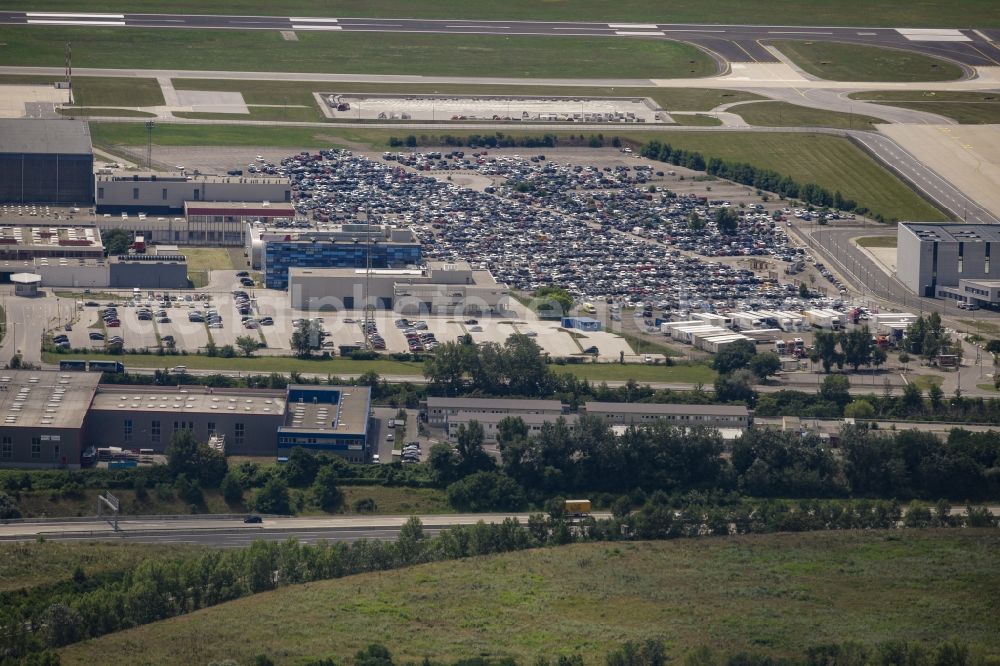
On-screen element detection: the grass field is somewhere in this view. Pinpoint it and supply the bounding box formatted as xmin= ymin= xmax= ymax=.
xmin=89 ymin=124 xmax=947 ymax=223
xmin=0 ymin=542 xmax=204 ymax=593
xmin=0 ymin=27 xmax=715 ymax=79
xmin=629 ymin=132 xmax=948 ymax=222
xmin=856 ymin=236 xmax=898 ymax=248
xmin=849 ymin=91 xmax=1000 ymax=124
xmin=769 ymin=41 xmax=964 ymax=82
xmin=728 ymin=101 xmax=884 ymax=130
xmin=558 ymin=361 xmax=715 ymax=383
xmin=673 ymin=114 xmax=723 ymax=126
xmin=1 ymin=0 xmax=995 ymax=28
xmin=59 ymin=108 xmax=158 ymax=118
xmin=179 ymin=246 xmax=235 ymax=287
xmin=171 ymin=79 xmax=763 ymax=113
xmin=58 ymin=530 xmax=1000 ymax=664
xmin=0 ymin=74 xmax=164 ymax=107
xmin=910 ymin=374 xmax=944 ymax=391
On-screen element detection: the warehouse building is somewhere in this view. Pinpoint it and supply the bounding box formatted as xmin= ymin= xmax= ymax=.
xmin=107 ymin=252 xmax=189 ymax=289
xmin=95 ymin=172 xmax=291 ymax=215
xmin=897 ymin=223 xmax=1000 ymax=304
xmin=277 ymin=385 xmax=372 ymax=463
xmin=0 ymin=119 xmax=94 ymax=205
xmin=289 ymin=260 xmax=509 ymax=313
xmin=446 ymin=411 xmax=578 ymax=443
xmin=0 ymin=371 xmax=101 ymax=469
xmin=583 ymin=402 xmax=752 ymax=430
xmin=424 ymin=397 xmax=567 ymax=427
xmin=86 ymin=385 xmax=288 ymax=457
xmin=262 ymin=224 xmax=422 ymax=289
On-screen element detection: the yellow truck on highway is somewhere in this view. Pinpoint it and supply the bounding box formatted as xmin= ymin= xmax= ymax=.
xmin=565 ymin=499 xmax=592 ymax=517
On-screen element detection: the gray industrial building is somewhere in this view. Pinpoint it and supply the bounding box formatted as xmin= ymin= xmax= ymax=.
xmin=108 ymin=252 xmax=189 ymax=289
xmin=95 ymin=172 xmax=291 ymax=215
xmin=0 ymin=119 xmax=94 ymax=205
xmin=0 ymin=371 xmax=101 ymax=469
xmin=583 ymin=402 xmax=752 ymax=429
xmin=423 ymin=397 xmax=567 ymax=427
xmin=289 ymin=260 xmax=510 ymax=314
xmin=897 ymin=223 xmax=1000 ymax=305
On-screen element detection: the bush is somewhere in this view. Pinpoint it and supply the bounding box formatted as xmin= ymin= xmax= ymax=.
xmin=446 ymin=472 xmax=527 ymax=512
xmin=353 ymin=497 xmax=378 ymax=513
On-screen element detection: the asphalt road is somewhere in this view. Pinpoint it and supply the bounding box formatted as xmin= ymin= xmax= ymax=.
xmin=3 ymin=12 xmax=1000 ymax=67
xmin=0 ymin=513 xmax=608 ymax=546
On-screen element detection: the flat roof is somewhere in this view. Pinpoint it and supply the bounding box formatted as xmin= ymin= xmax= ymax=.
xmin=185 ymin=201 xmax=295 ymax=213
xmin=0 ymin=371 xmax=100 ymax=429
xmin=90 ymin=386 xmax=287 ymax=417
xmin=95 ymin=172 xmax=287 ymax=185
xmin=0 ymin=119 xmax=92 ymax=156
xmin=427 ymin=397 xmax=565 ymax=411
xmin=901 ymin=223 xmax=1000 ymax=243
xmin=10 ymin=273 xmax=41 ymax=283
xmin=450 ymin=411 xmax=578 ymax=426
xmin=0 ymin=224 xmax=102 ymax=250
xmin=291 ymin=267 xmax=425 ymax=278
xmin=281 ymin=385 xmax=370 ymax=435
xmin=584 ymin=401 xmax=749 ymax=417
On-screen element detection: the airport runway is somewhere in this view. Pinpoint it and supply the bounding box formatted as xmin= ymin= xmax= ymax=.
xmin=2 ymin=11 xmax=1000 ymax=67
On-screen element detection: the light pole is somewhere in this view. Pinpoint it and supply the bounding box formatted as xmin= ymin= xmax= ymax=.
xmin=145 ymin=120 xmax=155 ymax=170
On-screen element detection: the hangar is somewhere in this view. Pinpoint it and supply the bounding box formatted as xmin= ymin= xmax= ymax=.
xmin=0 ymin=119 xmax=94 ymax=205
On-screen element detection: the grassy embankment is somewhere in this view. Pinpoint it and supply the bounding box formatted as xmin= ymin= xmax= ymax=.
xmin=89 ymin=124 xmax=948 ymax=223
xmin=1 ymin=0 xmax=995 ymax=27
xmin=769 ymin=41 xmax=964 ymax=82
xmin=179 ymin=247 xmax=235 ymax=288
xmin=41 ymin=350 xmax=717 ymax=383
xmin=0 ymin=27 xmax=715 ymax=79
xmin=856 ymin=236 xmax=897 ymax=248
xmin=849 ymin=91 xmax=1000 ymax=124
xmin=728 ymin=101 xmax=884 ymax=130
xmin=59 ymin=530 xmax=1000 ymax=664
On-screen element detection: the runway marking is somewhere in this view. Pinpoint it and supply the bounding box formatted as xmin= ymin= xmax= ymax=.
xmin=291 ymin=24 xmax=342 ymax=30
xmin=896 ymin=28 xmax=971 ymax=42
xmin=608 ymin=23 xmax=659 ymax=29
xmin=341 ymin=22 xmax=402 ymax=27
xmin=731 ymin=41 xmax=761 ymax=62
xmin=26 ymin=12 xmax=125 ymax=18
xmin=26 ymin=19 xmax=126 ymax=26
xmin=615 ymin=30 xmax=666 ymax=36
xmin=767 ymin=31 xmax=833 ymax=35
xmin=289 ymin=17 xmax=339 ymax=22
xmin=857 ymin=32 xmax=877 ymax=36
xmin=137 ymin=18 xmax=185 ymax=23
xmin=445 ymin=25 xmax=510 ymax=29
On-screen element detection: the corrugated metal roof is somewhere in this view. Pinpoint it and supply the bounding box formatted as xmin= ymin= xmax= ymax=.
xmin=0 ymin=119 xmax=92 ymax=156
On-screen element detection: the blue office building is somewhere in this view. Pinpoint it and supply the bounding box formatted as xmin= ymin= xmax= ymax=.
xmin=263 ymin=229 xmax=422 ymax=289
xmin=278 ymin=385 xmax=372 ymax=463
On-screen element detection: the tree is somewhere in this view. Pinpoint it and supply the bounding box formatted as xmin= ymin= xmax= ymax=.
xmin=42 ymin=602 xmax=82 ymax=647
xmin=898 ymin=351 xmax=910 ymax=370
xmin=454 ymin=420 xmax=495 ymax=476
xmin=220 ymin=473 xmax=243 ymax=504
xmin=900 ymin=382 xmax=924 ymax=413
xmin=714 ymin=369 xmax=756 ymax=404
xmin=254 ymin=478 xmax=291 ymax=515
xmin=843 ymin=399 xmax=875 ymax=419
xmin=496 ymin=415 xmax=529 ymax=447
xmin=813 ymin=329 xmax=843 ymax=373
xmin=798 ymin=282 xmax=811 ymax=299
xmin=687 ymin=211 xmax=705 ymax=231
xmin=165 ymin=429 xmax=228 ymax=487
xmin=928 ymin=383 xmax=944 ymax=411
xmin=872 ymin=347 xmax=887 ymax=372
xmin=291 ymin=320 xmax=321 ymax=358
xmin=749 ymin=352 xmax=781 ymax=380
xmin=840 ymin=326 xmax=873 ymax=371
xmin=236 ymin=335 xmax=259 ymax=358
xmin=446 ymin=472 xmax=527 ymax=511
xmin=103 ymin=228 xmax=131 ymax=256
xmin=311 ymin=465 xmax=344 ymax=512
xmin=534 ymin=286 xmax=574 ymax=319
xmin=714 ymin=206 xmax=739 ymax=235
xmin=712 ymin=339 xmax=755 ymax=374
xmin=819 ymin=374 xmax=851 ymax=408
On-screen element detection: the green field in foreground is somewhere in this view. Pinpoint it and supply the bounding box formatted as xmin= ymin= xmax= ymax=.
xmin=59 ymin=530 xmax=1000 ymax=664
xmin=849 ymin=91 xmax=1000 ymax=124
xmin=0 ymin=542 xmax=204 ymax=594
xmin=0 ymin=27 xmax=715 ymax=79
xmin=0 ymin=74 xmax=164 ymax=107
xmin=856 ymin=236 xmax=898 ymax=248
xmin=171 ymin=79 xmax=762 ymax=113
xmin=2 ymin=0 xmax=995 ymax=27
xmin=728 ymin=101 xmax=884 ymax=130
xmin=769 ymin=41 xmax=964 ymax=82
xmin=89 ymin=124 xmax=948 ymax=223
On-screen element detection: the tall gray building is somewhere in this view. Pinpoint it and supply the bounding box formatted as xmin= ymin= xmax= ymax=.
xmin=897 ymin=223 xmax=1000 ymax=304
xmin=0 ymin=119 xmax=94 ymax=205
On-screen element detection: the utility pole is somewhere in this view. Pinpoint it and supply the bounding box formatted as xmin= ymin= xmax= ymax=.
xmin=145 ymin=120 xmax=155 ymax=170
xmin=64 ymin=43 xmax=73 ymax=106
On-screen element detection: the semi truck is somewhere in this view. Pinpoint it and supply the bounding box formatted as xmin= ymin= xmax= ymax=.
xmin=565 ymin=499 xmax=592 ymax=517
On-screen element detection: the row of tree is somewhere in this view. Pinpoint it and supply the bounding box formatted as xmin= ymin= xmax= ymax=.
xmin=428 ymin=416 xmax=1000 ymax=503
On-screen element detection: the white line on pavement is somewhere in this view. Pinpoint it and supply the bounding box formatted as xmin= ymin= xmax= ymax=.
xmin=26 ymin=12 xmax=125 ymax=18
xmin=26 ymin=19 xmax=126 ymax=25
xmin=291 ymin=24 xmax=342 ymax=30
xmin=288 ymin=17 xmax=339 ymax=23
xmin=614 ymin=30 xmax=666 ymax=36
xmin=608 ymin=23 xmax=659 ymax=29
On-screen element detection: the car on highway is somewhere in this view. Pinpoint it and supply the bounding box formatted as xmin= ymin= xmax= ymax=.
xmin=243 ymin=515 xmax=263 ymax=524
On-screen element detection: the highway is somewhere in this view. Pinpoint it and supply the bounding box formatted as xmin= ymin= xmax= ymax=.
xmin=0 ymin=513 xmax=605 ymax=546
xmin=2 ymin=11 xmax=999 ymax=67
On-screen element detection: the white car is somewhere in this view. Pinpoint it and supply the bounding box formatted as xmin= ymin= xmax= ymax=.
xmin=169 ymin=366 xmax=187 ymax=374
